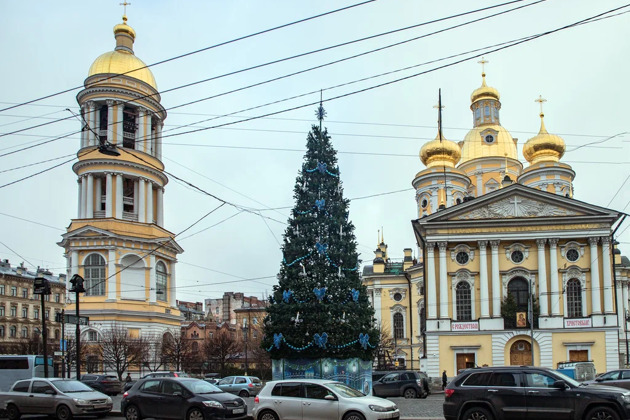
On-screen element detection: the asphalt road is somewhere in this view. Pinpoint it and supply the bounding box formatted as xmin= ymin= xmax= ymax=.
xmin=109 ymin=392 xmax=446 ymax=420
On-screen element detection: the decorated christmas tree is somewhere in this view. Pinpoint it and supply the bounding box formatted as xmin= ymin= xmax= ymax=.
xmin=262 ymin=102 xmax=379 ymax=371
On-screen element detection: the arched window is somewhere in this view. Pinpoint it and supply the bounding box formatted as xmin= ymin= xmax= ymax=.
xmin=393 ymin=312 xmax=404 ymax=339
xmin=84 ymin=253 xmax=106 ymax=296
xmin=0 ymin=326 xmax=4 ymax=337
xmin=21 ymin=327 xmax=28 ymax=338
xmin=566 ymin=279 xmax=582 ymax=318
xmin=508 ymin=278 xmax=529 ymax=310
xmin=9 ymin=326 xmax=16 ymax=337
xmin=456 ymin=282 xmax=472 ymax=321
xmin=156 ymin=261 xmax=167 ymax=302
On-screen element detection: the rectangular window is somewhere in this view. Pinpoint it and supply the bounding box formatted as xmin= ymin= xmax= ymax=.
xmin=10 ymin=307 xmax=17 ymax=317
xmin=34 ymin=308 xmax=39 ymax=319
xmin=22 ymin=307 xmax=28 ymax=318
xmin=0 ymin=306 xmax=4 ymax=316
xmin=0 ymin=285 xmax=4 ymax=295
xmin=0 ymin=326 xmax=4 ymax=337
xmin=11 ymin=287 xmax=17 ymax=296
xmin=55 ymin=294 xmax=60 ymax=303
xmin=22 ymin=289 xmax=28 ymax=299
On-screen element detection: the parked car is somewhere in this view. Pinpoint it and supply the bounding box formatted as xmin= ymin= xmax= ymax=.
xmin=121 ymin=377 xmax=247 ymax=420
xmin=372 ymin=371 xmax=430 ymax=398
xmin=443 ymin=365 xmax=630 ymax=420
xmin=142 ymin=371 xmax=190 ymax=379
xmin=583 ymin=369 xmax=630 ymax=390
xmin=80 ymin=374 xmax=122 ymax=395
xmin=0 ymin=377 xmax=112 ymax=420
xmin=217 ymin=376 xmax=262 ymax=397
xmin=252 ymin=378 xmax=400 ymax=420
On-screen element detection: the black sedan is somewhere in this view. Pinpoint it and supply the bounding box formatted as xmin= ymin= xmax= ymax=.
xmin=121 ymin=377 xmax=247 ymax=420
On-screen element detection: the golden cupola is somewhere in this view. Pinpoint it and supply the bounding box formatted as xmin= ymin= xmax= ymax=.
xmin=420 ymin=131 xmax=461 ymax=168
xmin=87 ymin=15 xmax=157 ymax=90
xmin=523 ymin=111 xmax=566 ymax=164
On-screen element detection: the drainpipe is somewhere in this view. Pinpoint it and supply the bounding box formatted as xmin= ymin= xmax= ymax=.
xmin=417 ymin=233 xmax=428 ymax=363
xmin=404 ymin=272 xmax=414 ymax=370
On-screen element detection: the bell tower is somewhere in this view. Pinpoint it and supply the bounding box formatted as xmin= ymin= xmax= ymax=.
xmin=58 ymin=13 xmax=183 ymax=339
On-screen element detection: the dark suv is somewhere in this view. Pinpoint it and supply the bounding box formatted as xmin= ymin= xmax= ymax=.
xmin=80 ymin=374 xmax=122 ymax=395
xmin=372 ymin=370 xmax=430 ymax=399
xmin=443 ymin=366 xmax=630 ymax=420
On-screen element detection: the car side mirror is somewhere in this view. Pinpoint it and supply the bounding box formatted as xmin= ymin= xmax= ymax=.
xmin=553 ymin=380 xmax=568 ymax=389
xmin=324 ymin=395 xmax=336 ymax=401
xmin=595 ymin=377 xmax=604 ymax=382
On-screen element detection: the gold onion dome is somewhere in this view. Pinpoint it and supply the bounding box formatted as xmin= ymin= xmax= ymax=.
xmin=87 ymin=15 xmax=157 ymax=90
xmin=471 ymin=73 xmax=500 ymax=103
xmin=420 ymin=132 xmax=461 ymax=168
xmin=523 ymin=113 xmax=565 ymax=164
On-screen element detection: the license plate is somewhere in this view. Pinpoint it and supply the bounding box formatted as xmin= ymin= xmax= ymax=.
xmin=233 ymin=408 xmax=244 ymax=414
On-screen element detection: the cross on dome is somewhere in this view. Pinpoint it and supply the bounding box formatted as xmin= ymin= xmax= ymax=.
xmin=120 ymin=1 xmax=131 ymax=23
xmin=535 ymin=95 xmax=547 ymax=116
xmin=478 ymin=57 xmax=489 ymax=77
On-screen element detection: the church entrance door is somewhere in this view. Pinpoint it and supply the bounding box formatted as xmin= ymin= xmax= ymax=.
xmin=510 ymin=340 xmax=532 ymax=366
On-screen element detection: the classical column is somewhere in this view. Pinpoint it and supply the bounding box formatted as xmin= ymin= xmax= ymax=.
xmin=147 ymin=182 xmax=154 ymax=224
xmin=446 ymin=186 xmax=453 ymax=207
xmin=105 ymin=173 xmax=113 ymax=217
xmin=602 ymin=237 xmax=614 ymax=313
xmin=426 ymin=242 xmax=437 ymax=319
xmin=490 ymin=240 xmax=501 ymax=317
xmin=81 ymin=175 xmax=87 ymax=219
xmin=107 ymin=249 xmax=116 ymax=300
xmin=438 ymin=241 xmax=449 ymax=318
xmin=476 ymin=172 xmax=483 ymax=196
xmin=86 ymin=101 xmax=97 ymax=146
xmin=478 ymin=240 xmax=489 ymax=318
xmin=70 ymin=251 xmax=79 ymax=278
xmin=80 ymin=104 xmax=87 ymax=148
xmin=169 ymin=262 xmax=176 ymax=307
xmin=549 ymin=238 xmax=560 ymax=316
xmin=77 ymin=177 xmax=83 ymax=218
xmin=106 ymin=100 xmax=114 ymax=145
xmin=156 ymin=187 xmax=164 ymax=226
xmin=86 ymin=174 xmax=94 ymax=218
xmin=94 ymin=176 xmax=102 ymax=215
xmin=137 ymin=107 xmax=146 ymax=153
xmin=157 ymin=121 xmax=163 ymax=161
xmin=116 ymin=173 xmax=123 ymax=219
xmin=149 ymin=255 xmax=156 ymax=302
xmin=374 ymin=288 xmax=382 ymax=327
xmin=138 ymin=178 xmax=146 ymax=223
xmin=589 ymin=237 xmax=601 ymax=314
xmin=536 ymin=239 xmax=549 ymax=317
xmin=116 ymin=101 xmax=123 ymax=146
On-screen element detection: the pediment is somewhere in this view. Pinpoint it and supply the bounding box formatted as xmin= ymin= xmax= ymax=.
xmin=63 ymin=226 xmax=117 ymax=239
xmin=420 ymin=184 xmax=618 ymax=223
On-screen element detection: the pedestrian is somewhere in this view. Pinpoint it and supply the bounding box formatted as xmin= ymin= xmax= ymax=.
xmin=442 ymin=370 xmax=448 ymax=390
xmin=125 ymin=373 xmax=132 ymax=383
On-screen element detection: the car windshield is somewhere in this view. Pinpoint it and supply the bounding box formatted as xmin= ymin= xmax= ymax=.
xmin=52 ymin=380 xmax=96 ymax=393
xmin=553 ymin=370 xmax=581 ymax=387
xmin=327 ymin=382 xmax=365 ymax=398
xmin=184 ymin=379 xmax=222 ymax=394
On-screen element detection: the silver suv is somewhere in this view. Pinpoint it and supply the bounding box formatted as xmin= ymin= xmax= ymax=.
xmin=217 ymin=376 xmax=262 ymax=397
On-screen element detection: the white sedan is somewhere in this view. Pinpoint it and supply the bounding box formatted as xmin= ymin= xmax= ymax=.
xmin=252 ymin=378 xmax=399 ymax=420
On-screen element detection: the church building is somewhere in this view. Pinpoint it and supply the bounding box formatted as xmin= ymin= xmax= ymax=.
xmin=58 ymin=13 xmax=184 ymax=355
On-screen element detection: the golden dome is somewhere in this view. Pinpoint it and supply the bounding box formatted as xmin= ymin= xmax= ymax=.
xmin=420 ymin=131 xmax=461 ymax=168
xmin=459 ymin=124 xmax=517 ymax=164
xmin=471 ymin=73 xmax=500 ymax=103
xmin=87 ymin=17 xmax=157 ymax=90
xmin=523 ymin=113 xmax=565 ymax=164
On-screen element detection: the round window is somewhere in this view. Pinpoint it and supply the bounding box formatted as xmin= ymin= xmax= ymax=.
xmin=566 ymin=248 xmax=579 ymax=262
xmin=511 ymin=250 xmax=524 ymax=264
xmin=455 ymin=251 xmax=469 ymax=265
xmin=421 ymin=198 xmax=428 ymax=208
xmin=484 ymin=134 xmax=494 ymax=144
xmin=393 ymin=292 xmax=403 ymax=302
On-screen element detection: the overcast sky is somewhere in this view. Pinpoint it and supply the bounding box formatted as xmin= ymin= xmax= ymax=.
xmin=0 ymin=0 xmax=628 ymax=303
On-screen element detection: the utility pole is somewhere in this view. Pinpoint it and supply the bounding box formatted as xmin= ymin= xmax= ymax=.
xmin=69 ymin=275 xmax=85 ymax=379
xmin=34 ymin=275 xmax=51 ymax=378
xmin=529 ymin=278 xmax=535 ymax=365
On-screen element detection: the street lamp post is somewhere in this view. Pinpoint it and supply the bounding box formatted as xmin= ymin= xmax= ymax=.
xmin=242 ymin=325 xmax=248 ymax=376
xmin=69 ymin=275 xmax=85 ymax=379
xmin=34 ymin=276 xmax=51 ymax=378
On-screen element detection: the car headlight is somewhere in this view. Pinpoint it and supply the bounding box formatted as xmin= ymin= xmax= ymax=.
xmin=73 ymin=398 xmax=90 ymax=405
xmin=106 ymin=397 xmax=113 ymax=404
xmin=621 ymin=394 xmax=630 ymax=404
xmin=202 ymin=400 xmax=223 ymax=408
xmin=369 ymin=404 xmax=390 ymax=412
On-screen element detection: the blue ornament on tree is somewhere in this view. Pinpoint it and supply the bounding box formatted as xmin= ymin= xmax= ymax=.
xmin=351 ymin=288 xmax=360 ymax=302
xmin=283 ymin=290 xmax=293 ymax=303
xmin=314 ymin=332 xmax=328 ymax=349
xmin=315 ymin=242 xmax=328 ymax=255
xmin=273 ymin=333 xmax=283 ymax=349
xmin=317 ymin=162 xmax=327 ymax=174
xmin=315 ymin=199 xmax=325 ymax=211
xmin=359 ymin=333 xmax=369 ymax=349
xmin=313 ymin=286 xmax=327 ymax=302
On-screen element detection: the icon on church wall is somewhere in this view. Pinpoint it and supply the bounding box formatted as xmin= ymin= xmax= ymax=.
xmin=516 ymin=312 xmax=527 ymax=328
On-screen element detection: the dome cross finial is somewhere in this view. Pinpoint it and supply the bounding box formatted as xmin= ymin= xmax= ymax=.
xmin=433 ymin=89 xmax=445 ymax=142
xmin=535 ymin=94 xmax=547 ymax=117
xmin=478 ymin=56 xmax=489 ymax=78
xmin=120 ymin=1 xmax=131 ymax=23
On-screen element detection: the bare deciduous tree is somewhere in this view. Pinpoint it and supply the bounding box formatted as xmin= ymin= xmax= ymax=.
xmin=204 ymin=328 xmax=239 ymax=376
xmin=99 ymin=324 xmax=147 ymax=380
xmin=161 ymin=329 xmax=194 ymax=372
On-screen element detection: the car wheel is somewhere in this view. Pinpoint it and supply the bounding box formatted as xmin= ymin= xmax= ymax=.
xmin=343 ymin=411 xmax=366 ymax=420
xmin=403 ymin=388 xmax=417 ymax=399
xmin=238 ymin=390 xmax=249 ymax=398
xmin=56 ymin=404 xmax=73 ymax=420
xmin=585 ymin=406 xmax=621 ymax=420
xmin=187 ymin=407 xmax=205 ymax=420
xmin=6 ymin=404 xmax=20 ymax=420
xmin=125 ymin=404 xmax=143 ymax=420
xmin=258 ymin=410 xmax=279 ymax=420
xmin=462 ymin=407 xmax=493 ymax=420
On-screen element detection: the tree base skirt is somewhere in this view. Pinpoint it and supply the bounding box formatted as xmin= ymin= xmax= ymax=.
xmin=272 ymin=358 xmax=373 ymax=394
